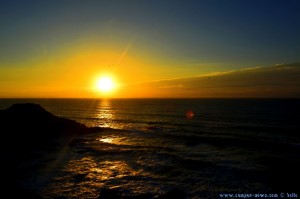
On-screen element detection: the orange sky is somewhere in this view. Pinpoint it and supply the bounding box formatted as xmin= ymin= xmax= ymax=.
xmin=0 ymin=40 xmax=214 ymax=98
xmin=1 ymin=1 xmax=299 ymax=98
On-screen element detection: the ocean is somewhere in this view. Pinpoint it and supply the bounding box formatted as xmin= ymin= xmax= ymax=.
xmin=1 ymin=98 xmax=300 ymax=198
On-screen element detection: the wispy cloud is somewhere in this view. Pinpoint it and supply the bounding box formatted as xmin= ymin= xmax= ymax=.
xmin=129 ymin=62 xmax=300 ymax=98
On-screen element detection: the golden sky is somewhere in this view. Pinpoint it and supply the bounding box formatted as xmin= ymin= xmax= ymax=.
xmin=0 ymin=1 xmax=300 ymax=98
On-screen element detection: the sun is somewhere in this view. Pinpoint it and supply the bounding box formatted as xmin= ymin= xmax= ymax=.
xmin=96 ymin=76 xmax=115 ymax=93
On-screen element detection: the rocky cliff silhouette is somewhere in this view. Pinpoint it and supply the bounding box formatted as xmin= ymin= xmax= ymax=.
xmin=0 ymin=103 xmax=102 ymax=197
xmin=0 ymin=103 xmax=102 ymax=148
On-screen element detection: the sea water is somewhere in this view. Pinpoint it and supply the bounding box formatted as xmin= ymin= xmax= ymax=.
xmin=1 ymin=99 xmax=299 ymax=198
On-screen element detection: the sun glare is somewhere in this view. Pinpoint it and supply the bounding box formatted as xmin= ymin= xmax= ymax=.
xmin=96 ymin=76 xmax=115 ymax=93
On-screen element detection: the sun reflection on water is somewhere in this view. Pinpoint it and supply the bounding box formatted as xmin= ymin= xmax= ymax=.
xmin=97 ymin=135 xmax=127 ymax=145
xmin=94 ymin=99 xmax=114 ymax=128
xmin=42 ymin=156 xmax=144 ymax=198
xmin=99 ymin=137 xmax=114 ymax=143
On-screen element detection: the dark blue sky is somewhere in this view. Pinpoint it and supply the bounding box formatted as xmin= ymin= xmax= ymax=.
xmin=1 ymin=0 xmax=300 ymax=70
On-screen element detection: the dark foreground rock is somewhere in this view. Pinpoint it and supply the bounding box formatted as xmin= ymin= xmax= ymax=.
xmin=0 ymin=103 xmax=103 ymax=197
xmin=0 ymin=103 xmax=104 ymax=148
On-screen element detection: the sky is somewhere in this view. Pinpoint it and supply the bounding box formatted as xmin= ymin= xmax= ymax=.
xmin=0 ymin=0 xmax=300 ymax=98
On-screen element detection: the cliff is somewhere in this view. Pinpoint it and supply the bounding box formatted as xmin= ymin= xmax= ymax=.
xmin=0 ymin=103 xmax=101 ymax=149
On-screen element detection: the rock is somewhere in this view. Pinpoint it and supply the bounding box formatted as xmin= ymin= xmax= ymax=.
xmin=0 ymin=103 xmax=102 ymax=150
xmin=0 ymin=103 xmax=103 ymax=197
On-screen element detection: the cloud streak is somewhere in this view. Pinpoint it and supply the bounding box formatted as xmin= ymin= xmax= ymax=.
xmin=130 ymin=62 xmax=300 ymax=98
